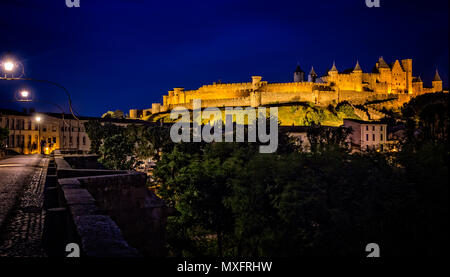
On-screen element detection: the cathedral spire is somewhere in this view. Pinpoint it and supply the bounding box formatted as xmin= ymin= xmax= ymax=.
xmin=433 ymin=69 xmax=442 ymax=81
xmin=354 ymin=60 xmax=362 ymax=72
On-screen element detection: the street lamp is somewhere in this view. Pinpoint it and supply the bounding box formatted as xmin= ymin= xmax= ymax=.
xmin=15 ymin=89 xmax=32 ymax=102
xmin=0 ymin=55 xmax=79 ymax=120
xmin=20 ymin=90 xmax=29 ymax=98
xmin=3 ymin=61 xmax=14 ymax=71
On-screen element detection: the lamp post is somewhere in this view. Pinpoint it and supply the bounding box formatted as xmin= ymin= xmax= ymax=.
xmin=0 ymin=56 xmax=80 ymax=121
xmin=35 ymin=116 xmax=42 ymax=154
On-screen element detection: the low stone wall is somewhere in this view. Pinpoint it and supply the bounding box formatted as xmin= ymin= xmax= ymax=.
xmin=63 ymin=155 xmax=105 ymax=169
xmin=78 ymin=173 xmax=167 ymax=256
xmin=43 ymin=156 xmax=169 ymax=257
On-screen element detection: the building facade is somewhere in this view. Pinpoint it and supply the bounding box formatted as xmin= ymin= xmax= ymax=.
xmin=343 ymin=119 xmax=388 ymax=151
xmin=1 ymin=108 xmax=148 ymax=155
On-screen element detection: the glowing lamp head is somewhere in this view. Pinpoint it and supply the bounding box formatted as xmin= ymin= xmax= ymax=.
xmin=35 ymin=116 xmax=41 ymax=122
xmin=20 ymin=90 xmax=29 ymax=98
xmin=3 ymin=61 xmax=14 ymax=71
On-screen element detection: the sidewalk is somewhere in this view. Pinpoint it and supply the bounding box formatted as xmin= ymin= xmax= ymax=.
xmin=0 ymin=156 xmax=48 ymax=257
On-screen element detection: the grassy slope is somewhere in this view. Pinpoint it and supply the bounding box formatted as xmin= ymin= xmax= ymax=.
xmin=145 ymin=103 xmax=362 ymax=126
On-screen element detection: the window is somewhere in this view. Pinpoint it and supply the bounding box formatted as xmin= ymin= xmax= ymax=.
xmin=366 ymin=134 xmax=369 ymax=141
xmin=82 ymin=136 xmax=86 ymax=145
xmin=373 ymin=134 xmax=375 ymax=141
xmin=52 ymin=125 xmax=57 ymax=132
xmin=366 ymin=125 xmax=368 ymax=131
xmin=372 ymin=126 xmax=375 ymax=131
xmin=53 ymin=137 xmax=56 ymax=143
xmin=380 ymin=126 xmax=383 ymax=131
xmin=380 ymin=134 xmax=383 ymax=141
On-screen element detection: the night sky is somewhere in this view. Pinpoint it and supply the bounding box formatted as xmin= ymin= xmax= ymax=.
xmin=0 ymin=0 xmax=448 ymax=116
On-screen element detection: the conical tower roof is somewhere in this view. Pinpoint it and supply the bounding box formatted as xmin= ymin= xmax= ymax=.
xmin=330 ymin=61 xmax=338 ymax=72
xmin=414 ymin=76 xmax=423 ymax=83
xmin=309 ymin=66 xmax=317 ymax=76
xmin=295 ymin=65 xmax=304 ymax=73
xmin=433 ymin=69 xmax=442 ymax=81
xmin=378 ymin=56 xmax=389 ymax=68
xmin=353 ymin=60 xmax=362 ymax=72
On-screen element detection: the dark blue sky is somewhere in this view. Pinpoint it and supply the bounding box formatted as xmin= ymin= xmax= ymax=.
xmin=0 ymin=0 xmax=448 ymax=116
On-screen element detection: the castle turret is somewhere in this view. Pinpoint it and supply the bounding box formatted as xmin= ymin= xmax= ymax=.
xmin=377 ymin=57 xmax=392 ymax=93
xmin=329 ymin=61 xmax=338 ymax=74
xmin=250 ymin=76 xmax=262 ymax=107
xmin=294 ymin=65 xmax=305 ymax=82
xmin=129 ymin=109 xmax=138 ymax=119
xmin=152 ymin=103 xmax=161 ymax=114
xmin=308 ymin=66 xmax=318 ymax=83
xmin=353 ymin=60 xmax=363 ymax=92
xmin=413 ymin=76 xmax=423 ymax=95
xmin=328 ymin=61 xmax=339 ymax=84
xmin=401 ymin=59 xmax=413 ymax=94
xmin=353 ymin=60 xmax=362 ymax=72
xmin=173 ymin=87 xmax=185 ymax=104
xmin=432 ymin=69 xmax=443 ymax=92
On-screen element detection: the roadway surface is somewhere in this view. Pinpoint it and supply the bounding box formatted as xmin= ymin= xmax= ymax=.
xmin=0 ymin=155 xmax=47 ymax=257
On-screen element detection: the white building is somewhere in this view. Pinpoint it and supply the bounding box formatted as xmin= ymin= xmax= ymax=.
xmin=343 ymin=119 xmax=387 ymax=151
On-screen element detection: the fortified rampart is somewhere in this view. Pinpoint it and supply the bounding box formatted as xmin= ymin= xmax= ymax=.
xmin=130 ymin=57 xmax=445 ymax=120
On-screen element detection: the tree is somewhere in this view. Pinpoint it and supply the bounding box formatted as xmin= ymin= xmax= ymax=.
xmin=98 ymin=132 xmax=141 ymax=170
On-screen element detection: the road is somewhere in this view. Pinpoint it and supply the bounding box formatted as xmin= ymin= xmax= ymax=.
xmin=0 ymin=155 xmax=47 ymax=257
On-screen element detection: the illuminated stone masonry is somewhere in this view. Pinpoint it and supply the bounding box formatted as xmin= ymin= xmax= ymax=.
xmin=129 ymin=57 xmax=444 ymax=119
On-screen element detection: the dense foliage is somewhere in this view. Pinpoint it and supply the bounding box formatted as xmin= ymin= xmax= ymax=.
xmin=84 ymin=121 xmax=173 ymax=170
xmin=152 ymin=94 xmax=448 ymax=257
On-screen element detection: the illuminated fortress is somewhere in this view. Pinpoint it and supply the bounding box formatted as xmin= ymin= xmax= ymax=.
xmin=129 ymin=57 xmax=444 ymax=119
